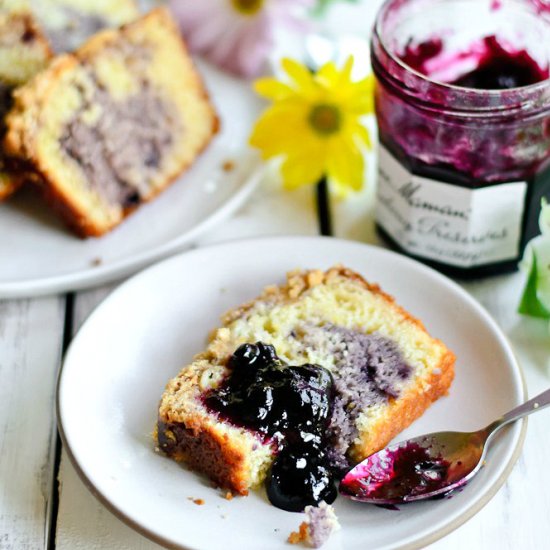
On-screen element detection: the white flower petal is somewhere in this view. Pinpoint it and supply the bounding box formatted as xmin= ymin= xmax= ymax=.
xmin=236 ymin=15 xmax=273 ymax=76
xmin=170 ymin=0 xmax=307 ymax=76
xmin=169 ymin=0 xmax=218 ymax=27
xmin=539 ymin=198 xmax=550 ymax=236
xmin=206 ymin=19 xmax=248 ymax=64
xmin=188 ymin=12 xmax=237 ymax=51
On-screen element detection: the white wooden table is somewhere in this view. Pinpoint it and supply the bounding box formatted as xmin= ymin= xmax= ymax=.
xmin=2 ymin=3 xmax=550 ymax=549
xmin=2 ymin=167 xmax=550 ymax=550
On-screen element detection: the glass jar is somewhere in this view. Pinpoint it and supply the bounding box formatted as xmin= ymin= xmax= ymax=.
xmin=371 ymin=0 xmax=550 ymax=278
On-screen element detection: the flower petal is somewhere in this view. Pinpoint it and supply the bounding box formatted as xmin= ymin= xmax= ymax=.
xmin=539 ymin=197 xmax=550 ymax=235
xmin=318 ymin=57 xmax=354 ymax=90
xmin=350 ymin=121 xmax=373 ymax=149
xmin=339 ymin=56 xmax=354 ymax=84
xmin=254 ymin=78 xmax=295 ymax=101
xmin=236 ymin=14 xmax=273 ymax=77
xmin=345 ymin=75 xmax=376 ymax=114
xmin=280 ymin=144 xmax=326 ymax=189
xmin=316 ymin=61 xmax=340 ymax=89
xmin=206 ymin=18 xmax=248 ymax=69
xmin=172 ymin=0 xmax=307 ymax=77
xmin=250 ymin=102 xmax=313 ymax=159
xmin=281 ymin=58 xmax=317 ymax=95
xmin=326 ymin=136 xmax=365 ymax=191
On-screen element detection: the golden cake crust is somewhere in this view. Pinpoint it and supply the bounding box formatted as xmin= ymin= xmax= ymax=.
xmin=157 ymin=266 xmax=455 ymax=495
xmin=157 ymin=420 xmax=252 ymax=495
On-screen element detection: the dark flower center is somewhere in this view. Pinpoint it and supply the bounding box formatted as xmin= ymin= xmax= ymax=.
xmin=231 ymin=0 xmax=264 ymax=15
xmin=308 ymin=104 xmax=342 ymax=136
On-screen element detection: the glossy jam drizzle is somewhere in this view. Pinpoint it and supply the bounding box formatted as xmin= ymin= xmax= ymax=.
xmin=204 ymin=342 xmax=338 ymax=512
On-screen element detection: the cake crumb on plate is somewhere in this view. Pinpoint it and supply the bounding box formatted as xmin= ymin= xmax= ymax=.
xmin=222 ymin=160 xmax=235 ymax=172
xmin=288 ymin=502 xmax=340 ymax=548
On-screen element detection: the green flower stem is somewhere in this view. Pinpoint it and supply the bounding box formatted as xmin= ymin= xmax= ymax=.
xmin=316 ymin=176 xmax=333 ymax=236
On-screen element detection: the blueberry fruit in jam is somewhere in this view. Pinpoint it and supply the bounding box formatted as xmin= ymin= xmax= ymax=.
xmin=204 ymin=342 xmax=337 ymax=512
xmin=268 ymin=442 xmax=337 ymax=512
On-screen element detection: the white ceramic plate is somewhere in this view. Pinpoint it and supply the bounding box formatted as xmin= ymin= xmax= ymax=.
xmin=0 ymin=62 xmax=263 ymax=298
xmin=57 ymin=236 xmax=526 ymax=550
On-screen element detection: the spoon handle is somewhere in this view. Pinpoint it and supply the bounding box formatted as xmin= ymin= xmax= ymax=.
xmin=489 ymin=388 xmax=550 ymax=434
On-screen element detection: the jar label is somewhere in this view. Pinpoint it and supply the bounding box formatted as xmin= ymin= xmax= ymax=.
xmin=376 ymin=146 xmax=527 ymax=268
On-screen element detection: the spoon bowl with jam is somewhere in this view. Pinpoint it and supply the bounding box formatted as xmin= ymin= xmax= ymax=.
xmin=340 ymin=388 xmax=550 ymax=505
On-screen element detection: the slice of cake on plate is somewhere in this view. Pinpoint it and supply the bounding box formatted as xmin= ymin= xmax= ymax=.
xmin=156 ymin=266 xmax=455 ymax=507
xmin=0 ymin=0 xmax=139 ymax=201
xmin=4 ymin=7 xmax=219 ymax=236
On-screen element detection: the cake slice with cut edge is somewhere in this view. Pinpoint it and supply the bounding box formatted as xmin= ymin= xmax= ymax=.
xmin=4 ymin=7 xmax=219 ymax=236
xmin=157 ymin=266 xmax=455 ymax=497
xmin=0 ymin=0 xmax=139 ymax=201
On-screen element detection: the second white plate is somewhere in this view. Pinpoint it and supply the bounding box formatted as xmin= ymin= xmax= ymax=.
xmin=0 ymin=62 xmax=263 ymax=298
xmin=58 ymin=236 xmax=526 ymax=550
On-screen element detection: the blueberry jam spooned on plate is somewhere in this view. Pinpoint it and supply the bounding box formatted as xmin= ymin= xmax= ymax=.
xmin=204 ymin=342 xmax=338 ymax=512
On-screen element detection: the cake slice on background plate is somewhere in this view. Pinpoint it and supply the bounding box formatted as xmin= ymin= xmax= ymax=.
xmin=157 ymin=266 xmax=455 ymax=508
xmin=0 ymin=0 xmax=139 ymax=201
xmin=4 ymin=7 xmax=219 ymax=237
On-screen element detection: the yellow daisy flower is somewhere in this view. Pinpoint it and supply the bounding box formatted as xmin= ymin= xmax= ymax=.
xmin=249 ymin=57 xmax=374 ymax=193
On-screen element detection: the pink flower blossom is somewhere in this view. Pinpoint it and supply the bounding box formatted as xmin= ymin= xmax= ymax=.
xmin=169 ymin=0 xmax=313 ymax=77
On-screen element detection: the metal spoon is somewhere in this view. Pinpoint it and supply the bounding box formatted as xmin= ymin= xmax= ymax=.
xmin=339 ymin=388 xmax=550 ymax=505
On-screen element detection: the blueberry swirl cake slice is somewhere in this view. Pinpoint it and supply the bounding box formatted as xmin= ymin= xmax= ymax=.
xmin=0 ymin=0 xmax=138 ymax=201
xmin=157 ymin=266 xmax=455 ymax=508
xmin=4 ymin=8 xmax=218 ymax=236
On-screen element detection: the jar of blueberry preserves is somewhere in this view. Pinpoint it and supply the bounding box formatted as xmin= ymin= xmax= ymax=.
xmin=371 ymin=0 xmax=550 ymax=278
